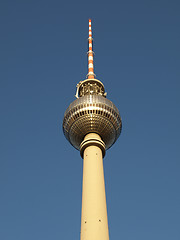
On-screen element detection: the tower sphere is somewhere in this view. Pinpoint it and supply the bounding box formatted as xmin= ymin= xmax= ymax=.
xmin=63 ymin=78 xmax=122 ymax=151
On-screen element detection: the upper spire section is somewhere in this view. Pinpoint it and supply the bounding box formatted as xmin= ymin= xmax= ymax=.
xmin=87 ymin=19 xmax=96 ymax=79
xmin=75 ymin=19 xmax=106 ymax=99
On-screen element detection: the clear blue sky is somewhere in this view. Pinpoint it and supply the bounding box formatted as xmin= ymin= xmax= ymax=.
xmin=0 ymin=0 xmax=179 ymax=239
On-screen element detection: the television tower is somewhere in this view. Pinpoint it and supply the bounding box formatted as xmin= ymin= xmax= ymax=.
xmin=63 ymin=19 xmax=122 ymax=240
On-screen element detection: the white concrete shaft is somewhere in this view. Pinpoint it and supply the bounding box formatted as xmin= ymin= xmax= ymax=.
xmin=80 ymin=133 xmax=109 ymax=240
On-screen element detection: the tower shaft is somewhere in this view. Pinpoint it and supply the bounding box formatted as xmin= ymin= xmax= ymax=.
xmin=80 ymin=133 xmax=109 ymax=240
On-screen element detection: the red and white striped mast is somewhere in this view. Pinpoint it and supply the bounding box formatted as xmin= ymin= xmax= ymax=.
xmin=75 ymin=19 xmax=106 ymax=99
xmin=87 ymin=19 xmax=96 ymax=79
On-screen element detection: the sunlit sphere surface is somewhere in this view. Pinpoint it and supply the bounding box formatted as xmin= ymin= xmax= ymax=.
xmin=63 ymin=94 xmax=122 ymax=150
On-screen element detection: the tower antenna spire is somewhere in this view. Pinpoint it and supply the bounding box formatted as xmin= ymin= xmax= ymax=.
xmin=87 ymin=19 xmax=96 ymax=79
